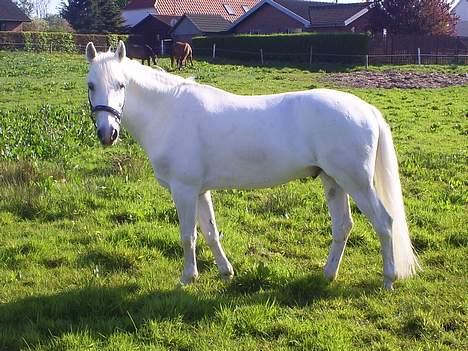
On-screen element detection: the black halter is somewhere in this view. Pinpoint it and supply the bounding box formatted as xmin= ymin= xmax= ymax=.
xmin=88 ymin=90 xmax=123 ymax=127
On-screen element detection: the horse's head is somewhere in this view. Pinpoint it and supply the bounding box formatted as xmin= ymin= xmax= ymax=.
xmin=86 ymin=41 xmax=127 ymax=146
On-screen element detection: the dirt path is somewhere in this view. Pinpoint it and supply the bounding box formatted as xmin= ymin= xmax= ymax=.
xmin=321 ymin=71 xmax=468 ymax=89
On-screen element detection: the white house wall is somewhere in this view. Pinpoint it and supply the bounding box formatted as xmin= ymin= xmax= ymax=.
xmin=122 ymin=8 xmax=156 ymax=27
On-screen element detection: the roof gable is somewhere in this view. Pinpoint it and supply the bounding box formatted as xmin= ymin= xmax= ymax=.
xmin=308 ymin=3 xmax=369 ymax=28
xmin=231 ymin=0 xmax=370 ymax=30
xmin=0 ymin=0 xmax=31 ymax=22
xmin=182 ymin=13 xmax=232 ymax=33
xmin=274 ymin=0 xmax=331 ymax=19
xmin=230 ymin=0 xmax=310 ymax=29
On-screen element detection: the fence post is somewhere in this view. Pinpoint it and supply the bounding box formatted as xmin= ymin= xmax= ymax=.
xmin=50 ymin=42 xmax=53 ymax=54
xmin=212 ymin=43 xmax=216 ymax=59
xmin=160 ymin=40 xmax=164 ymax=57
xmin=309 ymin=46 xmax=313 ymax=66
xmin=417 ymin=47 xmax=421 ymax=65
xmin=365 ymin=54 xmax=369 ymax=70
xmin=260 ymin=48 xmax=264 ymax=65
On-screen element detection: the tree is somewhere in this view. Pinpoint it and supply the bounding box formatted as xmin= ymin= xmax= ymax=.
xmin=33 ymin=0 xmax=50 ymax=18
xmin=45 ymin=14 xmax=74 ymax=32
xmin=61 ymin=0 xmax=94 ymax=33
xmin=370 ymin=0 xmax=458 ymax=36
xmin=94 ymin=0 xmax=127 ymax=33
xmin=61 ymin=0 xmax=126 ymax=33
xmin=14 ymin=0 xmax=34 ymax=17
xmin=115 ymin=0 xmax=128 ymax=9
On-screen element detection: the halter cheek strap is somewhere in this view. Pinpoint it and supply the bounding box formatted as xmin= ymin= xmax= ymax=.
xmin=88 ymin=90 xmax=124 ymax=126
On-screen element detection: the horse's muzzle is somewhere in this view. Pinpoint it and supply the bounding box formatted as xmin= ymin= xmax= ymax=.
xmin=97 ymin=127 xmax=119 ymax=146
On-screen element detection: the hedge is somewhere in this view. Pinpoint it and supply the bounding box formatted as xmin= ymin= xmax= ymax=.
xmin=0 ymin=32 xmax=129 ymax=53
xmin=192 ymin=32 xmax=369 ymax=63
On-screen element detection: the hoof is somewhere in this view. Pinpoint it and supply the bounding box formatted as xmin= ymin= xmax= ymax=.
xmin=323 ymin=266 xmax=337 ymax=282
xmin=383 ymin=278 xmax=394 ymax=290
xmin=220 ymin=263 xmax=234 ymax=281
xmin=180 ymin=272 xmax=199 ymax=286
xmin=220 ymin=270 xmax=234 ymax=281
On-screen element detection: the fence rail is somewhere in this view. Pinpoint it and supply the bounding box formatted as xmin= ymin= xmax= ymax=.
xmin=2 ymin=41 xmax=468 ymax=66
xmin=195 ymin=45 xmax=468 ymax=66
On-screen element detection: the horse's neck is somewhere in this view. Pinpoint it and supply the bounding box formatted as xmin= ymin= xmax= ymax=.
xmin=122 ymin=60 xmax=185 ymax=150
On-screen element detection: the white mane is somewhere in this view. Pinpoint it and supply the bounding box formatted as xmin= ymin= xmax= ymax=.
xmin=91 ymin=51 xmax=196 ymax=95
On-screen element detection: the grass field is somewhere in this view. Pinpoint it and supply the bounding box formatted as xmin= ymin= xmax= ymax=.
xmin=0 ymin=51 xmax=467 ymax=351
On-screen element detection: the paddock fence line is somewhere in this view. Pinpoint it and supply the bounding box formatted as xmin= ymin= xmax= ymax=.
xmin=2 ymin=41 xmax=468 ymax=67
xmin=0 ymin=41 xmax=111 ymax=53
xmin=0 ymin=40 xmax=173 ymax=57
xmin=194 ymin=45 xmax=468 ymax=66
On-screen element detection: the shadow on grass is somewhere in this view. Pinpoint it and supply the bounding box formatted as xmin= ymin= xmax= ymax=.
xmin=0 ymin=270 xmax=380 ymax=350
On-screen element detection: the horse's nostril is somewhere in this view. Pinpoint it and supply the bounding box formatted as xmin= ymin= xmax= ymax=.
xmin=111 ymin=128 xmax=118 ymax=142
xmin=97 ymin=129 xmax=103 ymax=140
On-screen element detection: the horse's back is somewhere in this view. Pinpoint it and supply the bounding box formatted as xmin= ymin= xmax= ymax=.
xmin=162 ymin=86 xmax=379 ymax=189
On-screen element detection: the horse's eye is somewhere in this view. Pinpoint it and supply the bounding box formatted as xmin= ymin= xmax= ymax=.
xmin=119 ymin=83 xmax=125 ymax=90
xmin=88 ymin=82 xmax=94 ymax=91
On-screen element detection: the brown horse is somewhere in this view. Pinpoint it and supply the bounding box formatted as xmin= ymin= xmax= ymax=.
xmin=171 ymin=42 xmax=193 ymax=69
xmin=127 ymin=44 xmax=158 ymax=66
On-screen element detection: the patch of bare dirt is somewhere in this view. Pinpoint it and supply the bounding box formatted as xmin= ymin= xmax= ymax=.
xmin=321 ymin=71 xmax=468 ymax=89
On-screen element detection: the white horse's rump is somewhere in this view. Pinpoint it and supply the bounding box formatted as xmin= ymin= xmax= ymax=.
xmin=85 ymin=41 xmax=419 ymax=289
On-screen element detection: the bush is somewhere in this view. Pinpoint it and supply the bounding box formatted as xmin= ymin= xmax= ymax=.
xmin=0 ymin=32 xmax=129 ymax=53
xmin=23 ymin=32 xmax=76 ymax=53
xmin=192 ymin=32 xmax=369 ymax=63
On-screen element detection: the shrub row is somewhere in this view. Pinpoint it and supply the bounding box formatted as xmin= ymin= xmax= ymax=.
xmin=192 ymin=32 xmax=369 ymax=63
xmin=0 ymin=31 xmax=129 ymax=53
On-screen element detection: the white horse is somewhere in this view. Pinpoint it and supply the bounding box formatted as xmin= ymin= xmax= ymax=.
xmin=85 ymin=41 xmax=419 ymax=290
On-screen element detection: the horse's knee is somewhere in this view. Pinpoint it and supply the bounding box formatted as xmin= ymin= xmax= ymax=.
xmin=333 ymin=216 xmax=353 ymax=242
xmin=342 ymin=217 xmax=353 ymax=237
xmin=374 ymin=209 xmax=392 ymax=241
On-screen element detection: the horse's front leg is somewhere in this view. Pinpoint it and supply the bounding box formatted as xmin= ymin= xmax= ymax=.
xmin=198 ymin=191 xmax=234 ymax=280
xmin=171 ymin=182 xmax=199 ymax=284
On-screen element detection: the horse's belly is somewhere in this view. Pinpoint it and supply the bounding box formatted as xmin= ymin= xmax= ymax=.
xmin=203 ymin=162 xmax=319 ymax=190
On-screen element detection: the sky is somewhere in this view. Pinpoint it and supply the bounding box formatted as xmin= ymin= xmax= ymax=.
xmin=47 ymin=0 xmax=366 ymax=15
xmin=48 ymin=0 xmax=61 ymax=14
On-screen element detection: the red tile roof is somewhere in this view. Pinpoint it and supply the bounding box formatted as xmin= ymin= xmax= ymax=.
xmin=125 ymin=0 xmax=261 ymax=22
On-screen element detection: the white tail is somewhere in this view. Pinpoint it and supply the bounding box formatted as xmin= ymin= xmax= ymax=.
xmin=374 ymin=109 xmax=420 ymax=279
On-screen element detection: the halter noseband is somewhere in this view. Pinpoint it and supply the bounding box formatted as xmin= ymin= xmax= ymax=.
xmin=88 ymin=90 xmax=124 ymax=127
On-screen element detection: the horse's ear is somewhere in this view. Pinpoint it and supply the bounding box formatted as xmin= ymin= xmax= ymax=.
xmin=115 ymin=40 xmax=126 ymax=62
xmin=86 ymin=42 xmax=97 ymax=63
xmin=107 ymin=46 xmax=113 ymax=52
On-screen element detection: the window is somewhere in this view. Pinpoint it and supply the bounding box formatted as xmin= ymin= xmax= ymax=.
xmin=241 ymin=5 xmax=250 ymax=13
xmin=223 ymin=4 xmax=236 ymax=15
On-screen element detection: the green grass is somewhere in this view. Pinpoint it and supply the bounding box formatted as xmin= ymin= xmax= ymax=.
xmin=0 ymin=51 xmax=467 ymax=350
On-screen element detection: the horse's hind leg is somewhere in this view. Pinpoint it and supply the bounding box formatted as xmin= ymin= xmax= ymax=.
xmin=198 ymin=191 xmax=234 ymax=280
xmin=320 ymin=172 xmax=353 ymax=281
xmin=349 ymin=186 xmax=395 ymax=289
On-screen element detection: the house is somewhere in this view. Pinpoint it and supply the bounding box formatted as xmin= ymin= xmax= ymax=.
xmin=171 ymin=14 xmax=232 ymax=42
xmin=130 ymin=14 xmax=180 ymax=46
xmin=122 ymin=0 xmax=261 ymax=28
xmin=0 ymin=0 xmax=31 ymax=31
xmin=451 ymin=0 xmax=468 ymax=36
xmin=230 ymin=0 xmax=372 ymax=34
